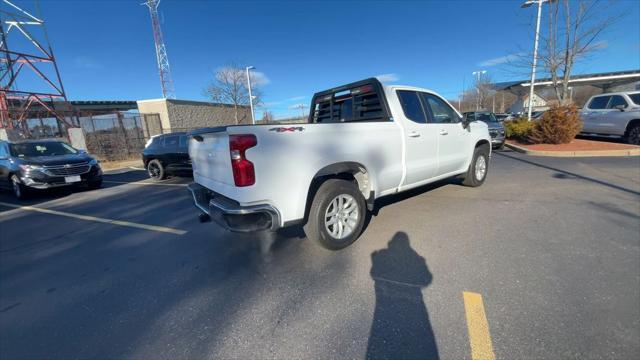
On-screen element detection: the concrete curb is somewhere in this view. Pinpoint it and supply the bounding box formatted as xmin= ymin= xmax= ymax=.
xmin=505 ymin=142 xmax=640 ymax=157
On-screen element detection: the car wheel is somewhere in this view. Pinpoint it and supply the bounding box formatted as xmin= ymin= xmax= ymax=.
xmin=11 ymin=174 xmax=27 ymax=199
xmin=462 ymin=145 xmax=490 ymax=187
xmin=303 ymin=179 xmax=366 ymax=250
xmin=147 ymin=159 xmax=166 ymax=181
xmin=88 ymin=180 xmax=102 ymax=190
xmin=625 ymin=124 xmax=640 ymax=145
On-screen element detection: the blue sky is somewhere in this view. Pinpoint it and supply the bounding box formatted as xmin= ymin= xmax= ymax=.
xmin=8 ymin=0 xmax=640 ymax=118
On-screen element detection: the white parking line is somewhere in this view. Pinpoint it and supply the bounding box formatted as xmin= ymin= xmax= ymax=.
xmin=0 ymin=201 xmax=187 ymax=235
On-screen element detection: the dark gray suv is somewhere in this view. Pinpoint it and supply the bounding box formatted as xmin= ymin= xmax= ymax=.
xmin=464 ymin=112 xmax=505 ymax=149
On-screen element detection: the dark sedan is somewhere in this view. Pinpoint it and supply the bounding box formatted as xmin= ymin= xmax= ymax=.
xmin=463 ymin=112 xmax=506 ymax=149
xmin=0 ymin=140 xmax=103 ymax=199
xmin=142 ymin=132 xmax=192 ymax=181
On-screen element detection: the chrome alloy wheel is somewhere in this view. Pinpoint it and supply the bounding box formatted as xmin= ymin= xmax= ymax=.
xmin=148 ymin=162 xmax=161 ymax=178
xmin=324 ymin=194 xmax=359 ymax=239
xmin=629 ymin=126 xmax=640 ymax=145
xmin=475 ymin=155 xmax=487 ymax=181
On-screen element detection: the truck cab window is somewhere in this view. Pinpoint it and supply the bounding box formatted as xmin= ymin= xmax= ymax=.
xmin=397 ymin=90 xmax=426 ymax=123
xmin=423 ymin=94 xmax=458 ymax=124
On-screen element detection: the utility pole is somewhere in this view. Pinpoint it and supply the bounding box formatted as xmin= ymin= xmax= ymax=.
xmin=461 ymin=75 xmax=466 ymax=112
xmin=246 ymin=66 xmax=255 ymax=124
xmin=143 ymin=0 xmax=175 ymax=99
xmin=296 ymin=103 xmax=307 ymax=118
xmin=522 ymin=0 xmax=552 ymax=121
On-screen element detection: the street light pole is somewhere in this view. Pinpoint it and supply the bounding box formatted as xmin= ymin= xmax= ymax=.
xmin=472 ymin=70 xmax=486 ymax=111
xmin=246 ymin=66 xmax=256 ymax=125
xmin=522 ymin=0 xmax=550 ymax=121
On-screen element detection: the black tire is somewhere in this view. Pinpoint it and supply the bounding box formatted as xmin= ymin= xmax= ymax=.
xmin=625 ymin=124 xmax=640 ymax=145
xmin=88 ymin=180 xmax=102 ymax=190
xmin=11 ymin=174 xmax=28 ymax=199
xmin=147 ymin=159 xmax=166 ymax=181
xmin=303 ymin=179 xmax=366 ymax=250
xmin=462 ymin=145 xmax=490 ymax=187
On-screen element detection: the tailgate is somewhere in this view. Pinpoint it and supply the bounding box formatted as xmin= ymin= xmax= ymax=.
xmin=188 ymin=128 xmax=235 ymax=186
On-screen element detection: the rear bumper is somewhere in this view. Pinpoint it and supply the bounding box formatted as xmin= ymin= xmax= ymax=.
xmin=187 ymin=183 xmax=281 ymax=232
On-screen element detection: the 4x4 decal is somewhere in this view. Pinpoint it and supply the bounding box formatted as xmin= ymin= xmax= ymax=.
xmin=269 ymin=127 xmax=305 ymax=133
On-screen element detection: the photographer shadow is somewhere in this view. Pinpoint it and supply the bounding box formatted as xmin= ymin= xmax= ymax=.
xmin=366 ymin=231 xmax=439 ymax=360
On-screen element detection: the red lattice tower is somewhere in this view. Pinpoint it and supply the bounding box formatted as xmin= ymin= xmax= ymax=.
xmin=0 ymin=0 xmax=72 ymax=131
xmin=143 ymin=0 xmax=175 ymax=99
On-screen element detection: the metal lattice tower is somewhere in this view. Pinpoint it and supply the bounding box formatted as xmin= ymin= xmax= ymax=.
xmin=143 ymin=0 xmax=175 ymax=99
xmin=0 ymin=0 xmax=72 ymax=131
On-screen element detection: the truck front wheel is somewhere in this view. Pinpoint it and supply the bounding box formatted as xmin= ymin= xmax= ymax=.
xmin=462 ymin=145 xmax=489 ymax=187
xmin=304 ymin=179 xmax=366 ymax=250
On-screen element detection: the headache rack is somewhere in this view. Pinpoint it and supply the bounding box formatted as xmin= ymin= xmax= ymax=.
xmin=309 ymin=78 xmax=392 ymax=123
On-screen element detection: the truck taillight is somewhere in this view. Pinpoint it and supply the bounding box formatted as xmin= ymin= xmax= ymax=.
xmin=229 ymin=134 xmax=257 ymax=187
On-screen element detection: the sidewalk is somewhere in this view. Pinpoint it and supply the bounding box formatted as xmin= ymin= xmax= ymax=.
xmin=505 ymin=139 xmax=640 ymax=157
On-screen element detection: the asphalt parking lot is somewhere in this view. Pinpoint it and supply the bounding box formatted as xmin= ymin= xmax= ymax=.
xmin=1 ymin=149 xmax=639 ymax=359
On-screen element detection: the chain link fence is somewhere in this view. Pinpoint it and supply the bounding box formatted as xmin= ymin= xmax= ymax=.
xmin=78 ymin=112 xmax=161 ymax=161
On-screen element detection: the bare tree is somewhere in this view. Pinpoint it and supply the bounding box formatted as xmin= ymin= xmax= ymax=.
xmin=204 ymin=62 xmax=264 ymax=124
xmin=523 ymin=0 xmax=620 ymax=103
xmin=261 ymin=110 xmax=274 ymax=122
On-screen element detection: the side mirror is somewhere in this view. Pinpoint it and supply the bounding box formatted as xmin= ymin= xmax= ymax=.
xmin=462 ymin=116 xmax=471 ymax=129
xmin=614 ymin=104 xmax=626 ymax=112
xmin=77 ymin=149 xmax=87 ymax=154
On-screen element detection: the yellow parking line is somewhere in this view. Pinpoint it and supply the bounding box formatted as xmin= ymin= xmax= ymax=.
xmin=103 ymin=180 xmax=187 ymax=187
xmin=0 ymin=201 xmax=186 ymax=235
xmin=463 ymin=291 xmax=496 ymax=360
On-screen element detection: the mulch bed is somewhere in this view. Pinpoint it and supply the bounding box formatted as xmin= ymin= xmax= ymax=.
xmin=506 ymin=139 xmax=639 ymax=152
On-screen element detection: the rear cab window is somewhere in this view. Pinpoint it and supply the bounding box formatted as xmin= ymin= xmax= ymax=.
xmin=588 ymin=96 xmax=611 ymax=109
xmin=629 ymin=93 xmax=640 ymax=105
xmin=397 ymin=90 xmax=427 ymax=123
xmin=311 ymin=80 xmax=390 ymax=123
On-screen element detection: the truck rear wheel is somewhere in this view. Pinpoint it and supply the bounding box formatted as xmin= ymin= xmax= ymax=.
xmin=462 ymin=145 xmax=489 ymax=187
xmin=304 ymin=179 xmax=366 ymax=250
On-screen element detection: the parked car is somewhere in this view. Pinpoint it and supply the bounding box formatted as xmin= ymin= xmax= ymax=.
xmin=464 ymin=112 xmax=505 ymax=149
xmin=187 ymin=78 xmax=492 ymax=250
xmin=0 ymin=139 xmax=103 ymax=199
xmin=494 ymin=113 xmax=509 ymax=122
xmin=580 ymin=91 xmax=640 ymax=145
xmin=142 ymin=132 xmax=192 ymax=181
xmin=531 ymin=111 xmax=546 ymax=120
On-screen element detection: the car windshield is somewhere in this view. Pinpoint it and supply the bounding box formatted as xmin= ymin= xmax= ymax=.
xmin=475 ymin=113 xmax=499 ymax=123
xmin=9 ymin=142 xmax=78 ymax=157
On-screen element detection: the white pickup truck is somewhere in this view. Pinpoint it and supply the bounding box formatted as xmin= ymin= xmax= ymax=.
xmin=188 ymin=78 xmax=491 ymax=250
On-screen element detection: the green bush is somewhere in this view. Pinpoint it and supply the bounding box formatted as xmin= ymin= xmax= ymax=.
xmin=505 ymin=119 xmax=536 ymax=143
xmin=530 ymin=105 xmax=582 ymax=144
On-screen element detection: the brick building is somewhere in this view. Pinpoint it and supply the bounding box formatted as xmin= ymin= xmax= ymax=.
xmin=136 ymin=98 xmax=252 ymax=133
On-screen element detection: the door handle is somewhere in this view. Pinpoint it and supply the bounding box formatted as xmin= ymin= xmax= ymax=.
xmin=408 ymin=131 xmax=421 ymax=138
xmin=439 ymin=129 xmax=448 ymax=135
